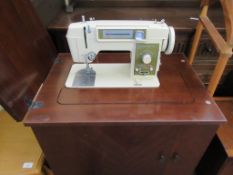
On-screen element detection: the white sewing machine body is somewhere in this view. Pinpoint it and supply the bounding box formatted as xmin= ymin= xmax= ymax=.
xmin=65 ymin=20 xmax=175 ymax=88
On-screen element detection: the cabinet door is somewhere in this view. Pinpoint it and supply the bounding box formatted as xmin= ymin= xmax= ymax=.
xmin=33 ymin=125 xmax=217 ymax=175
xmin=164 ymin=125 xmax=218 ymax=175
xmin=33 ymin=125 xmax=178 ymax=175
xmin=0 ymin=0 xmax=56 ymax=121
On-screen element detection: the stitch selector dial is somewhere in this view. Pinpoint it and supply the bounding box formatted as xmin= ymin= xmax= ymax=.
xmin=142 ymin=53 xmax=152 ymax=64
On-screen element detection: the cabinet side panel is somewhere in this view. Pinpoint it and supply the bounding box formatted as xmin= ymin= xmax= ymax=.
xmin=218 ymin=159 xmax=233 ymax=175
xmin=195 ymin=135 xmax=227 ymax=175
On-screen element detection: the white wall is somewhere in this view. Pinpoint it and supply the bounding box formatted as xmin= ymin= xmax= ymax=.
xmin=0 ymin=105 xmax=3 ymax=111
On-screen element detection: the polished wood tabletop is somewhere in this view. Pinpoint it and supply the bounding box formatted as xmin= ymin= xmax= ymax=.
xmin=24 ymin=53 xmax=226 ymax=125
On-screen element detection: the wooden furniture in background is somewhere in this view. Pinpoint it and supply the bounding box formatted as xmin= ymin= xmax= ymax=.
xmin=23 ymin=53 xmax=225 ymax=175
xmin=63 ymin=0 xmax=219 ymax=10
xmin=0 ymin=111 xmax=44 ymax=175
xmin=0 ymin=0 xmax=57 ymax=121
xmin=188 ymin=0 xmax=233 ymax=96
xmin=189 ymin=1 xmax=233 ymax=175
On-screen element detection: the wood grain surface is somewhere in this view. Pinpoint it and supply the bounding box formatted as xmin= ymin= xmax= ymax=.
xmin=24 ymin=53 xmax=226 ymax=125
xmin=0 ymin=0 xmax=57 ymax=121
xmin=32 ymin=124 xmax=217 ymax=175
xmin=48 ymin=7 xmax=224 ymax=30
xmin=72 ymin=0 xmax=217 ymax=8
xmin=24 ymin=53 xmax=226 ymax=175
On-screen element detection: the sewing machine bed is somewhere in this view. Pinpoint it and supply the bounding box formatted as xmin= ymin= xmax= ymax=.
xmin=65 ymin=64 xmax=160 ymax=88
xmin=24 ymin=53 xmax=225 ymax=125
xmin=60 ymin=63 xmax=192 ymax=104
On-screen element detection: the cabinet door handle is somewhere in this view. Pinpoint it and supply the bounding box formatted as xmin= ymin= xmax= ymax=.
xmin=172 ymin=153 xmax=181 ymax=162
xmin=159 ymin=154 xmax=166 ymax=163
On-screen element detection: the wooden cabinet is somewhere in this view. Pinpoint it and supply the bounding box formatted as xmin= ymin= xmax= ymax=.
xmin=0 ymin=1 xmax=227 ymax=175
xmin=22 ymin=53 xmax=226 ymax=175
xmin=32 ymin=125 xmax=217 ymax=175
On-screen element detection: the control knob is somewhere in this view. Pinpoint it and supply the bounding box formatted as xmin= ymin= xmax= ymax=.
xmin=142 ymin=54 xmax=152 ymax=64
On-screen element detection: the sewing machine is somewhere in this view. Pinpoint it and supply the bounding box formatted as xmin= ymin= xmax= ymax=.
xmin=65 ymin=18 xmax=175 ymax=88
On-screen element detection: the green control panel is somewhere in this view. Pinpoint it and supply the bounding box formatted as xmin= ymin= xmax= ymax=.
xmin=134 ymin=43 xmax=159 ymax=76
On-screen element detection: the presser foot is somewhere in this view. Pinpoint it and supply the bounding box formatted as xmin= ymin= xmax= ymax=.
xmin=72 ymin=65 xmax=96 ymax=87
